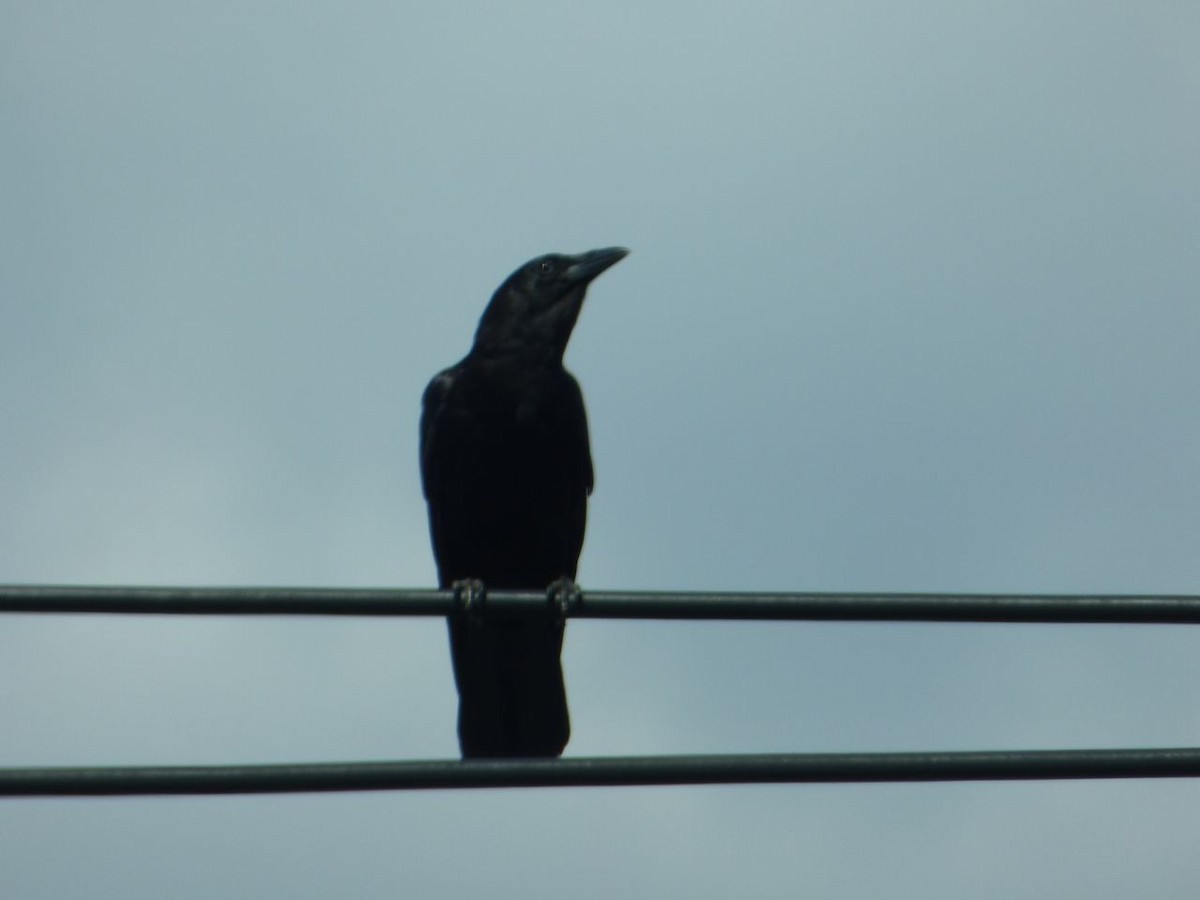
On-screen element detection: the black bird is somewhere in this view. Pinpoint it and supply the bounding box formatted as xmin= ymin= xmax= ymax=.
xmin=420 ymin=246 xmax=628 ymax=758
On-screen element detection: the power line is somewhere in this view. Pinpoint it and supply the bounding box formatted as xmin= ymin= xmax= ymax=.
xmin=4 ymin=748 xmax=1200 ymax=796
xmin=3 ymin=584 xmax=1199 ymax=622
xmin=4 ymin=583 xmax=1198 ymax=795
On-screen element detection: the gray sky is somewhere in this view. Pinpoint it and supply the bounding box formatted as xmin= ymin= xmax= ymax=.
xmin=2 ymin=1 xmax=1199 ymax=897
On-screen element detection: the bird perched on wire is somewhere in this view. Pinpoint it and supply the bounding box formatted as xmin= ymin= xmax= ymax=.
xmin=420 ymin=246 xmax=628 ymax=758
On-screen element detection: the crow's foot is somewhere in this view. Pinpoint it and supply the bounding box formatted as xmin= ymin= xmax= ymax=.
xmin=452 ymin=579 xmax=486 ymax=622
xmin=546 ymin=578 xmax=582 ymax=619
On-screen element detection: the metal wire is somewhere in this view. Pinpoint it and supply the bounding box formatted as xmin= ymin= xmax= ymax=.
xmin=4 ymin=584 xmax=1198 ymax=795
xmin=3 ymin=748 xmax=1199 ymax=796
xmin=3 ymin=584 xmax=1200 ymax=622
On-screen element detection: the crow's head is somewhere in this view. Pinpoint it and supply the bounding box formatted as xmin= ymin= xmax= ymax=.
xmin=473 ymin=247 xmax=628 ymax=361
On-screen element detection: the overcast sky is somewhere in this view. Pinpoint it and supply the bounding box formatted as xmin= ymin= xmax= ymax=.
xmin=2 ymin=2 xmax=1199 ymax=897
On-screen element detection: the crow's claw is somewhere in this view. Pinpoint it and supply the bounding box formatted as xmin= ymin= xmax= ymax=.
xmin=547 ymin=578 xmax=582 ymax=619
xmin=452 ymin=579 xmax=487 ymax=621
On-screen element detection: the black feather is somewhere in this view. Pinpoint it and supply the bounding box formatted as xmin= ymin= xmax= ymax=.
xmin=420 ymin=247 xmax=627 ymax=757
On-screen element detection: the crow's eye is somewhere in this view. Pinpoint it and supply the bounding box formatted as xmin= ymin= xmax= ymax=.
xmin=538 ymin=260 xmax=555 ymax=275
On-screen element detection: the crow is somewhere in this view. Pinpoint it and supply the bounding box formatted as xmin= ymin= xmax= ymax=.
xmin=420 ymin=247 xmax=628 ymax=758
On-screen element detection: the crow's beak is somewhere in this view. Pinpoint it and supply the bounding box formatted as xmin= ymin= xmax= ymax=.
xmin=564 ymin=247 xmax=629 ymax=285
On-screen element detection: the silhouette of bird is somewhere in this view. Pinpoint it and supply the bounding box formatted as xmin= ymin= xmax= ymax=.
xmin=420 ymin=247 xmax=628 ymax=757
